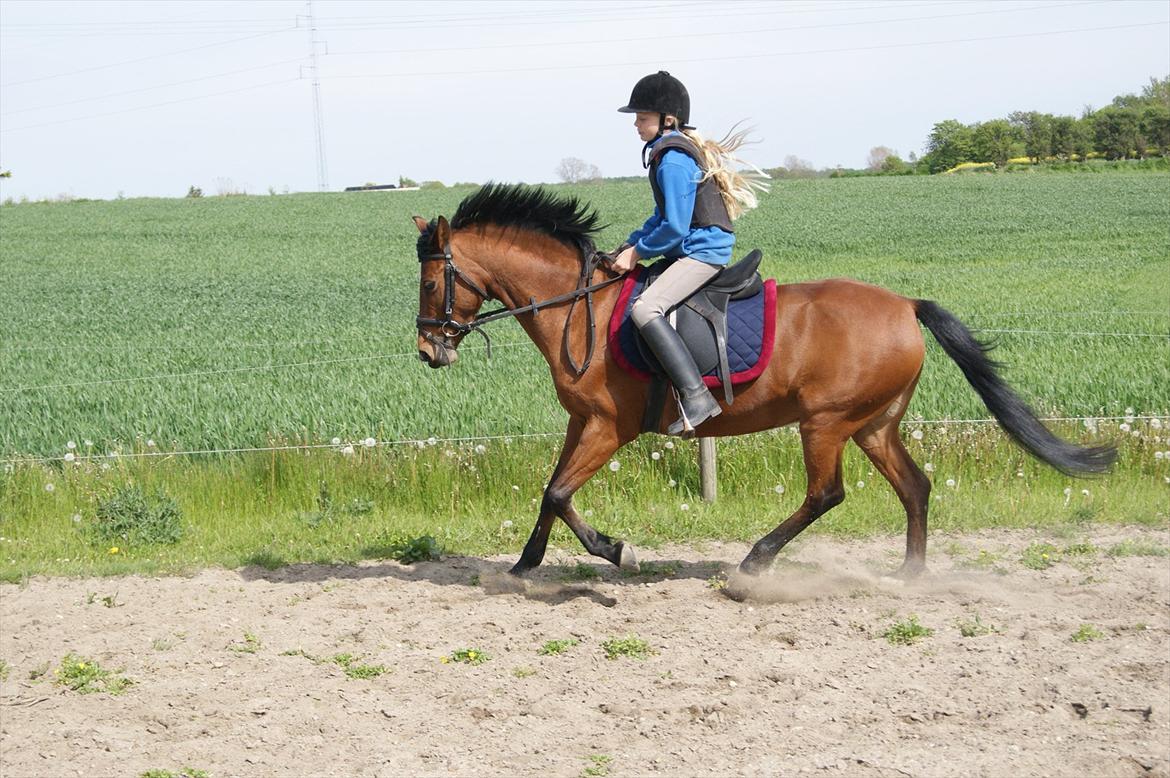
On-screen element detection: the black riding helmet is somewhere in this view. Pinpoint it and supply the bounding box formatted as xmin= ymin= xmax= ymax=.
xmin=617 ymin=70 xmax=693 ymax=133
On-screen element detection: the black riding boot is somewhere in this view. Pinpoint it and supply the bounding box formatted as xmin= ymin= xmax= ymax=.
xmin=638 ymin=316 xmax=722 ymax=436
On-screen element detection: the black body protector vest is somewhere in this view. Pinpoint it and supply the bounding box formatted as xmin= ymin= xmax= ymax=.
xmin=647 ymin=134 xmax=734 ymax=234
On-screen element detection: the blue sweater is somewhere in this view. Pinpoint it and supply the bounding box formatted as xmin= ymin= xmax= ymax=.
xmin=627 ymin=133 xmax=735 ymax=266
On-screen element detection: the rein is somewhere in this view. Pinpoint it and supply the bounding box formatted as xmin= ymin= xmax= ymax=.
xmin=417 ymin=241 xmax=625 ymax=376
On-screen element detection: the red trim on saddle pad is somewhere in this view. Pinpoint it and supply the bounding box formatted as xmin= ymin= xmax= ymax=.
xmin=607 ymin=266 xmax=778 ymax=386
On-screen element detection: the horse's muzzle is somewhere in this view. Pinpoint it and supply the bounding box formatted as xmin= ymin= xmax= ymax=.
xmin=418 ymin=334 xmax=458 ymax=368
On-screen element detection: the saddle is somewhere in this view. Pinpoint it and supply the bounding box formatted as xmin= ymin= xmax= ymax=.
xmin=607 ymin=250 xmax=778 ymax=433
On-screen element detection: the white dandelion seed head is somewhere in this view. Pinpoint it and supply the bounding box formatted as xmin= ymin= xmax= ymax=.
xmin=474 ymin=444 xmax=487 ymax=455
xmin=945 ymin=478 xmax=956 ymax=488
xmin=331 ymin=437 xmax=341 ymax=446
xmin=1017 ymin=470 xmax=1025 ymax=477
xmin=427 ymin=436 xmax=438 ymax=446
xmin=856 ymin=481 xmax=865 ymax=489
xmin=608 ymin=460 xmax=620 ymax=472
xmin=363 ymin=437 xmax=376 ymax=448
xmin=146 ymin=439 xmax=156 ymax=448
xmin=911 ymin=430 xmax=924 ymax=441
xmin=668 ymin=479 xmax=677 ymax=488
xmin=1156 ymin=451 xmax=1165 ymax=460
xmin=664 ymin=441 xmax=675 ymax=450
xmin=1063 ymin=487 xmax=1072 ymax=496
xmin=924 ymin=463 xmax=935 ymax=473
xmin=584 ymin=509 xmax=593 ymax=518
xmin=3 ymin=464 xmax=12 ymax=474
xmin=83 ymin=439 xmax=93 ymax=447
xmin=1132 ymin=430 xmax=1141 ymax=438
xmin=503 ymin=437 xmax=513 ymax=445
xmin=1119 ymin=423 xmax=1131 ymax=433
xmin=341 ymin=445 xmax=355 ymax=456
xmin=1151 ymin=418 xmax=1163 ymax=430
xmin=66 ymin=441 xmax=76 ymax=450
xmin=1081 ymin=489 xmax=1090 ymax=496
xmin=107 ymin=451 xmax=118 ymax=459
xmin=44 ymin=483 xmax=55 ymax=492
xmin=63 ymin=452 xmax=75 ymax=462
xmin=680 ymin=503 xmax=689 ymax=511
xmin=501 ymin=520 xmax=513 ymax=529
xmin=511 ymin=485 xmax=520 ymax=491
xmin=71 ymin=514 xmax=82 ymax=523
xmin=774 ymin=484 xmax=785 ymax=494
xmin=651 ymin=451 xmax=661 ymax=461
xmin=100 ymin=462 xmax=110 ymax=471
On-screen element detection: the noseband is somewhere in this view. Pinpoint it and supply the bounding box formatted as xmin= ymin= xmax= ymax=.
xmin=416 ymin=240 xmax=625 ymax=376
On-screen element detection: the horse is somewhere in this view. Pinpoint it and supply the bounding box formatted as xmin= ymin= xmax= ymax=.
xmin=412 ymin=183 xmax=1115 ymax=591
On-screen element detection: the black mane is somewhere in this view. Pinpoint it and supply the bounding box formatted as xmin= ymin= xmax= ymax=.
xmin=448 ymin=182 xmax=604 ymax=258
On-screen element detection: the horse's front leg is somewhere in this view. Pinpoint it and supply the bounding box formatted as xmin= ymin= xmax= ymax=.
xmin=509 ymin=417 xmax=637 ymax=576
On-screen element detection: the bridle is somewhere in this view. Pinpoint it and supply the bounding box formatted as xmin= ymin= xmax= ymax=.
xmin=417 ymin=239 xmax=626 ymax=376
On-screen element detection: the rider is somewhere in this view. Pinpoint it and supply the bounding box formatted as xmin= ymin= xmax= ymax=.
xmin=610 ymin=71 xmax=767 ymax=436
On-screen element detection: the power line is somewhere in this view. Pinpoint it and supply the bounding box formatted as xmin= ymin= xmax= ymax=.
xmin=1 ymin=58 xmax=305 ymax=117
xmin=319 ymin=21 xmax=1170 ymax=82
xmin=329 ymin=1 xmax=1104 ymax=59
xmin=0 ymin=78 xmax=297 ymax=134
xmin=0 ymin=28 xmax=297 ymax=88
xmin=4 ymin=415 xmax=1164 ymax=465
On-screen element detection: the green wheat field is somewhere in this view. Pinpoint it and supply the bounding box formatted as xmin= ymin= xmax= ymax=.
xmin=1 ymin=172 xmax=1167 ymax=579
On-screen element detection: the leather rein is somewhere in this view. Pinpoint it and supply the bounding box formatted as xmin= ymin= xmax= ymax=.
xmin=417 ymin=241 xmax=626 ymax=376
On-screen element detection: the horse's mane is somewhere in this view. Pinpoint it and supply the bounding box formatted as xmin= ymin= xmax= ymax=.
xmin=418 ymin=183 xmax=603 ymax=261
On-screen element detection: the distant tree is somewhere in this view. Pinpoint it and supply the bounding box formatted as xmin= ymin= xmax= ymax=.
xmin=880 ymin=155 xmax=908 ymax=174
xmin=866 ymin=146 xmax=895 ymax=171
xmin=186 ymin=185 xmax=203 ymax=198
xmin=783 ymin=154 xmax=816 ymax=177
xmin=1141 ymin=75 xmax=1170 ymax=108
xmin=1141 ymin=102 xmax=1170 ymax=156
xmin=1009 ymin=111 xmax=1054 ymax=162
xmin=1049 ymin=116 xmax=1079 ymax=160
xmin=398 ymin=175 xmax=418 ymax=188
xmin=971 ymin=119 xmax=1018 ymax=165
xmin=556 ymin=157 xmax=602 ymax=183
xmin=419 ymin=180 xmax=446 ymax=190
xmin=1093 ymin=106 xmax=1143 ymax=159
xmin=1069 ymin=117 xmax=1094 ymax=160
xmin=0 ymin=169 xmax=10 ymax=178
xmin=923 ymin=119 xmax=973 ymax=172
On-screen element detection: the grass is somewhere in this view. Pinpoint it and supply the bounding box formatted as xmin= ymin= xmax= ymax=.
xmin=444 ymin=648 xmax=490 ymax=666
xmin=956 ymin=614 xmax=1000 ymax=637
xmin=559 ymin=562 xmax=601 ymax=582
xmin=538 ymin=638 xmax=579 ymax=656
xmin=330 ymin=653 xmax=388 ymax=680
xmin=1071 ymin=623 xmax=1106 ymax=642
xmin=0 ymin=659 xmax=8 ymax=680
xmin=1105 ymin=539 xmax=1169 ymax=557
xmin=601 ymin=635 xmax=654 ymax=660
xmin=883 ymin=616 xmax=934 ymax=646
xmin=1021 ymin=542 xmax=1060 ymax=570
xmin=228 ymin=632 xmax=262 ymax=654
xmin=583 ymin=755 xmax=613 ymax=777
xmin=0 ymin=175 xmax=1166 ymax=578
xmin=53 ymin=653 xmax=133 ymax=695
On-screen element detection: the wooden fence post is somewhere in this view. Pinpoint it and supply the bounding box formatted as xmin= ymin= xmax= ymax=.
xmin=699 ymin=437 xmax=717 ymax=502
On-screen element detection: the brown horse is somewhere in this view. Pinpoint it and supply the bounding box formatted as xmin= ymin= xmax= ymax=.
xmin=413 ymin=184 xmax=1115 ymax=585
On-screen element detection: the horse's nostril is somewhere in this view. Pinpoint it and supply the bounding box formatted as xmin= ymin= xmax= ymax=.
xmin=418 ymin=350 xmax=429 ymax=362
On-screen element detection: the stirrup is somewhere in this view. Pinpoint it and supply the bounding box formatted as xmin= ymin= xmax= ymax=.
xmin=667 ymin=387 xmax=722 ymax=438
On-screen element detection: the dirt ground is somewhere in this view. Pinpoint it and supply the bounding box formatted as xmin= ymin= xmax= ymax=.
xmin=2 ymin=526 xmax=1168 ymax=778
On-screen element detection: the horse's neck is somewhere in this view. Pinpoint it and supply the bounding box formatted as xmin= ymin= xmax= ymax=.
xmin=466 ymin=230 xmax=606 ymax=365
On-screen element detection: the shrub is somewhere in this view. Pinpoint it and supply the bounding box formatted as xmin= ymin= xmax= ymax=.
xmin=185 ymin=186 xmax=202 ymax=198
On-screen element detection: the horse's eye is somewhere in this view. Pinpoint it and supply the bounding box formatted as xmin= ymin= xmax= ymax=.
xmin=423 ymin=280 xmax=437 ymax=292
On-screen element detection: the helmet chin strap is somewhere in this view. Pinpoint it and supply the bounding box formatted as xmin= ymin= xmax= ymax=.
xmin=642 ymin=112 xmax=674 ymax=168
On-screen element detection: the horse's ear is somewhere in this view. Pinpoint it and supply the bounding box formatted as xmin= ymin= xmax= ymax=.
xmin=411 ymin=215 xmax=429 ymax=234
xmin=435 ymin=215 xmax=451 ymax=248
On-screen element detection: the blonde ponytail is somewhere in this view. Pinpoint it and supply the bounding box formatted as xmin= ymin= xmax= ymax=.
xmin=680 ymin=123 xmax=770 ymax=221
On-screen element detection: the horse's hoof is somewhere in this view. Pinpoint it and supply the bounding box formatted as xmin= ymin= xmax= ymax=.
xmin=721 ymin=579 xmax=751 ymax=602
xmin=618 ymin=543 xmax=640 ymax=573
xmin=893 ymin=561 xmax=927 ymax=580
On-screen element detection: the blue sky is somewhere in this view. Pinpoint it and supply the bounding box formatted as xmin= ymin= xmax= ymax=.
xmin=1 ymin=0 xmax=1167 ymax=200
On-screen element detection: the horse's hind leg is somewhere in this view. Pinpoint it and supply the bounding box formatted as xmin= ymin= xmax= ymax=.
xmin=853 ymin=418 xmax=932 ymax=577
xmin=736 ymin=419 xmax=849 ymax=577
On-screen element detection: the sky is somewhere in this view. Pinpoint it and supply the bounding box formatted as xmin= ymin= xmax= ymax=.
xmin=0 ymin=0 xmax=1168 ymax=201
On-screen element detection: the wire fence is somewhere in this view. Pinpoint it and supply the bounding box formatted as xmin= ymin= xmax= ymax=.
xmin=4 ymin=415 xmax=1165 ymax=466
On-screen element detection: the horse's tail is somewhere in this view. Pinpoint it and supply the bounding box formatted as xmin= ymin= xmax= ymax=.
xmin=914 ymin=299 xmax=1116 ymax=476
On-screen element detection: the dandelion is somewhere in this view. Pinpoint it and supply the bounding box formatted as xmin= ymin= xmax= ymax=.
xmin=1063 ymin=487 xmax=1072 ymax=496
xmin=608 ymin=460 xmax=620 ymax=472
xmin=911 ymin=430 xmax=924 ymax=441
xmin=63 ymin=452 xmax=75 ymax=462
xmin=66 ymin=441 xmax=76 ymax=450
xmin=856 ymin=481 xmax=865 ymax=489
xmin=501 ymin=520 xmax=513 ymax=530
xmin=71 ymin=514 xmax=81 ymax=524
xmin=680 ymin=503 xmax=690 ymax=511
xmin=503 ymin=437 xmax=513 ymax=445
xmin=108 ymin=547 xmax=119 ymax=555
xmin=1017 ymin=470 xmax=1025 ymax=477
xmin=924 ymin=463 xmax=935 ymax=473
xmin=1081 ymin=489 xmax=1090 ymax=497
xmin=1152 ymin=418 xmax=1163 ymax=430
xmin=340 ymin=445 xmax=355 ymax=456
xmin=107 ymin=451 xmax=118 ymax=459
xmin=668 ymin=479 xmax=677 ymax=488
xmin=664 ymin=441 xmax=675 ymax=450
xmin=651 ymin=451 xmax=661 ymax=461
xmin=100 ymin=462 xmax=110 ymax=471
xmin=1119 ymin=423 xmax=1131 ymax=433
xmin=584 ymin=509 xmax=593 ymax=518
xmin=83 ymin=440 xmax=93 ymax=448
xmin=427 ymin=437 xmax=438 ymax=446
xmin=146 ymin=439 xmax=156 ymax=448
xmin=474 ymin=444 xmax=486 ymax=455
xmin=363 ymin=437 xmax=376 ymax=448
xmin=773 ymin=484 xmax=785 ymax=495
xmin=440 ymin=656 xmax=450 ymax=664
xmin=3 ymin=464 xmax=12 ymax=474
xmin=1156 ymin=451 xmax=1165 ymax=460
xmin=945 ymin=478 xmax=956 ymax=488
xmin=331 ymin=437 xmax=341 ymax=446
xmin=45 ymin=483 xmax=55 ymax=493
xmin=512 ymin=485 xmax=520 ymax=491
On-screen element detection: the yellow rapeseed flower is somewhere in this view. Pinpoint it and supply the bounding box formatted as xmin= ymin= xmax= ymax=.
xmin=440 ymin=656 xmax=449 ymax=664
xmin=108 ymin=547 xmax=119 ymax=555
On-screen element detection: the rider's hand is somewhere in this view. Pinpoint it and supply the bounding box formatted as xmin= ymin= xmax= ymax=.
xmin=611 ymin=245 xmax=640 ymax=274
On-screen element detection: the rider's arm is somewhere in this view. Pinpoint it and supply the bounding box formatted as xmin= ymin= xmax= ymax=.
xmin=626 ymin=208 xmax=661 ymax=248
xmin=633 ymin=151 xmax=698 ymax=259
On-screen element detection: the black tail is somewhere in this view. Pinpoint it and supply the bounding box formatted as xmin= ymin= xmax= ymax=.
xmin=914 ymin=300 xmax=1116 ymax=476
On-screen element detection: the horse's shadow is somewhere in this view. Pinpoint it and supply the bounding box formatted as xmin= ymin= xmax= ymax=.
xmin=237 ymin=553 xmax=729 ymax=608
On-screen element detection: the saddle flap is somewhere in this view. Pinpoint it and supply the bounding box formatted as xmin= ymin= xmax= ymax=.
xmin=704 ymin=250 xmax=763 ymax=298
